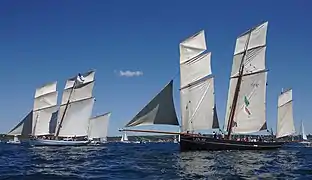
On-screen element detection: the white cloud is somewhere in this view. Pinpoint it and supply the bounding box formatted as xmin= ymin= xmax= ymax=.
xmin=117 ymin=70 xmax=144 ymax=77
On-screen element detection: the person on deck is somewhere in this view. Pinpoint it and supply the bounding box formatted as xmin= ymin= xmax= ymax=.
xmin=213 ymin=132 xmax=217 ymax=139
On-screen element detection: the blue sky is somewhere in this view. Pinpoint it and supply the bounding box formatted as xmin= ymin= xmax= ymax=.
xmin=0 ymin=0 xmax=311 ymax=136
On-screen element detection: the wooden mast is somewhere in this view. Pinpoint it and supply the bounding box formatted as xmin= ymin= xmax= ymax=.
xmin=226 ymin=29 xmax=253 ymax=140
xmin=55 ymin=79 xmax=77 ymax=138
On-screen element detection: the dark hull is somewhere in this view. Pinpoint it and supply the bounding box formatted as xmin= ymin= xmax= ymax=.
xmin=180 ymin=134 xmax=285 ymax=152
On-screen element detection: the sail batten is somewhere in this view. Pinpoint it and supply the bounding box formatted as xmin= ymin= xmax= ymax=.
xmin=225 ymin=22 xmax=268 ymax=134
xmin=276 ymin=89 xmax=295 ymax=138
xmin=125 ymin=80 xmax=179 ymax=127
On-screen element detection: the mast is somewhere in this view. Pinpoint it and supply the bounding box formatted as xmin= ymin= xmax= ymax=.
xmin=226 ymin=32 xmax=252 ymax=139
xmin=55 ymin=81 xmax=76 ymax=138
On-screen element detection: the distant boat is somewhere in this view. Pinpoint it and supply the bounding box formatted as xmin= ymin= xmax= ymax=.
xmin=7 ymin=135 xmax=21 ymax=145
xmin=120 ymin=21 xmax=284 ymax=151
xmin=299 ymin=121 xmax=310 ymax=146
xmin=120 ymin=132 xmax=130 ymax=143
xmin=29 ymin=71 xmax=96 ymax=146
xmin=88 ymin=112 xmax=111 ymax=145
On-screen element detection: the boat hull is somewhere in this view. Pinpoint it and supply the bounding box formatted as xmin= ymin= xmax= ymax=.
xmin=29 ymin=139 xmax=90 ymax=146
xmin=180 ymin=134 xmax=284 ymax=151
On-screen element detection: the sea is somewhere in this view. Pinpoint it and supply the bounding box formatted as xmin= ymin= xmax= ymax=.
xmin=0 ymin=142 xmax=312 ymax=180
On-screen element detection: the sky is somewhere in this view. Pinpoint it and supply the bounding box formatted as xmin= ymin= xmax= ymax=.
xmin=0 ymin=0 xmax=311 ymax=136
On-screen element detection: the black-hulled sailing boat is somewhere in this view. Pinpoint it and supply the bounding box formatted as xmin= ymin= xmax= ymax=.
xmin=120 ymin=21 xmax=285 ymax=151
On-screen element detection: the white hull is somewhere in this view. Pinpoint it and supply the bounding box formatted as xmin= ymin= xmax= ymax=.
xmin=89 ymin=140 xmax=107 ymax=145
xmin=29 ymin=139 xmax=90 ymax=146
xmin=7 ymin=140 xmax=21 ymax=144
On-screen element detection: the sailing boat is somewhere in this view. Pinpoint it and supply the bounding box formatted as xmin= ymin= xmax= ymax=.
xmin=120 ymin=131 xmax=130 ymax=143
xmin=120 ymin=21 xmax=284 ymax=151
xmin=299 ymin=120 xmax=310 ymax=145
xmin=30 ymin=71 xmax=95 ymax=146
xmin=88 ymin=112 xmax=111 ymax=145
xmin=180 ymin=21 xmax=286 ymax=151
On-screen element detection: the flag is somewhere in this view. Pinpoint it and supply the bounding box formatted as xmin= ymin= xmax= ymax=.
xmin=244 ymin=96 xmax=251 ymax=115
xmin=76 ymin=73 xmax=85 ymax=84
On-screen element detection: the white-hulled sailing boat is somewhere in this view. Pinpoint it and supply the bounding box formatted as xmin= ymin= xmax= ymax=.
xmin=120 ymin=131 xmax=130 ymax=143
xmin=120 ymin=21 xmax=284 ymax=151
xmin=276 ymin=89 xmax=296 ymax=141
xmin=299 ymin=120 xmax=310 ymax=145
xmin=88 ymin=112 xmax=111 ymax=145
xmin=30 ymin=71 xmax=96 ymax=146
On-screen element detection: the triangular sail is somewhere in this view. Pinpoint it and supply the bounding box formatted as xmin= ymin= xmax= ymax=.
xmin=55 ymin=71 xmax=95 ymax=137
xmin=7 ymin=111 xmax=33 ymax=136
xmin=301 ymin=121 xmax=307 ymax=141
xmin=224 ymin=22 xmax=268 ymax=134
xmin=32 ymin=82 xmax=58 ymax=136
xmin=276 ymin=89 xmax=295 ymax=138
xmin=125 ymin=80 xmax=179 ymax=127
xmin=88 ymin=112 xmax=111 ymax=139
xmin=179 ymin=30 xmax=219 ymax=132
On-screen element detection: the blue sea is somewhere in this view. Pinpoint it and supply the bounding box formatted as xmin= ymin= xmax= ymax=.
xmin=0 ymin=142 xmax=312 ymax=180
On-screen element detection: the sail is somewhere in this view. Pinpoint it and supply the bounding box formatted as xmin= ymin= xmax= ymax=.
xmin=7 ymin=111 xmax=33 ymax=136
xmin=301 ymin=121 xmax=307 ymax=141
xmin=88 ymin=112 xmax=111 ymax=139
xmin=276 ymin=89 xmax=295 ymax=138
xmin=179 ymin=30 xmax=218 ymax=132
xmin=55 ymin=71 xmax=95 ymax=137
xmin=125 ymin=80 xmax=179 ymax=127
xmin=179 ymin=30 xmax=206 ymax=64
xmin=224 ymin=22 xmax=268 ymax=134
xmin=57 ymin=97 xmax=95 ymax=137
xmin=32 ymin=82 xmax=58 ymax=136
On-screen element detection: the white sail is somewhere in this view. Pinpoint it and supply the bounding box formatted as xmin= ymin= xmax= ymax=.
xmin=179 ymin=30 xmax=206 ymax=64
xmin=121 ymin=132 xmax=128 ymax=141
xmin=32 ymin=82 xmax=58 ymax=136
xmin=301 ymin=121 xmax=307 ymax=141
xmin=179 ymin=30 xmax=218 ymax=132
xmin=88 ymin=112 xmax=111 ymax=139
xmin=7 ymin=111 xmax=33 ymax=136
xmin=224 ymin=22 xmax=268 ymax=134
xmin=61 ymin=82 xmax=94 ymax=105
xmin=276 ymin=89 xmax=295 ymax=138
xmin=57 ymin=97 xmax=95 ymax=137
xmin=180 ymin=77 xmax=218 ymax=131
xmin=125 ymin=80 xmax=179 ymax=127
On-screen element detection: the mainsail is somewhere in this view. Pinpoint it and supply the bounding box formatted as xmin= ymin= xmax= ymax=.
xmin=88 ymin=112 xmax=111 ymax=140
xmin=276 ymin=89 xmax=295 ymax=138
xmin=55 ymin=71 xmax=95 ymax=137
xmin=32 ymin=82 xmax=58 ymax=136
xmin=224 ymin=22 xmax=268 ymax=134
xmin=180 ymin=30 xmax=219 ymax=132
